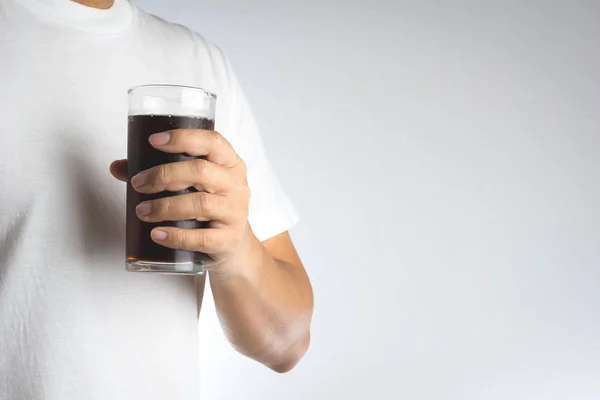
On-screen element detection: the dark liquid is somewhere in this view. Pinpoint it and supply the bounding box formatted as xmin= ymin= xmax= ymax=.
xmin=127 ymin=114 xmax=215 ymax=267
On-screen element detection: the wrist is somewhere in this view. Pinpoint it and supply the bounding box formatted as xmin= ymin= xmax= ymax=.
xmin=209 ymin=226 xmax=265 ymax=286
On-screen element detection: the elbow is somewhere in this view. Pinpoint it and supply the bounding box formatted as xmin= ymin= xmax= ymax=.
xmin=268 ymin=331 xmax=311 ymax=374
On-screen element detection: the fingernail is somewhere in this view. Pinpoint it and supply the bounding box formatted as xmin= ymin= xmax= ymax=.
xmin=151 ymin=230 xmax=168 ymax=241
xmin=136 ymin=202 xmax=153 ymax=217
xmin=149 ymin=132 xmax=171 ymax=146
xmin=131 ymin=171 xmax=148 ymax=188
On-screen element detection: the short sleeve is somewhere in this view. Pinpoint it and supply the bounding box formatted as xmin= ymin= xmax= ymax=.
xmin=210 ymin=51 xmax=299 ymax=242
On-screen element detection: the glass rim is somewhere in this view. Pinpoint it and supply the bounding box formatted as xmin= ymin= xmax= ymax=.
xmin=128 ymin=84 xmax=217 ymax=99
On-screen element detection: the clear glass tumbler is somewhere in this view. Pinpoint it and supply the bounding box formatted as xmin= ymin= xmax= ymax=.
xmin=126 ymin=85 xmax=217 ymax=275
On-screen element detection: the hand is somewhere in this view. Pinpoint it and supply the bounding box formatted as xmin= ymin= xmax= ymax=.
xmin=110 ymin=129 xmax=252 ymax=272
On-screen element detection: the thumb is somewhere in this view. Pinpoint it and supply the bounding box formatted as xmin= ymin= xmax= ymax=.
xmin=109 ymin=159 xmax=128 ymax=182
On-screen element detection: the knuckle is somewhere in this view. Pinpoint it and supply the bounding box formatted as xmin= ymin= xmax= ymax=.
xmin=180 ymin=129 xmax=197 ymax=148
xmin=176 ymin=230 xmax=189 ymax=248
xmin=193 ymin=193 xmax=209 ymax=215
xmin=154 ymin=164 xmax=171 ymax=185
xmin=195 ymin=193 xmax=226 ymax=214
xmin=214 ymin=195 xmax=228 ymax=210
xmin=182 ymin=129 xmax=196 ymax=141
xmin=191 ymin=158 xmax=208 ymax=177
xmin=195 ymin=231 xmax=211 ymax=249
xmin=154 ymin=197 xmax=172 ymax=218
xmin=196 ymin=192 xmax=211 ymax=211
xmin=210 ymin=131 xmax=225 ymax=147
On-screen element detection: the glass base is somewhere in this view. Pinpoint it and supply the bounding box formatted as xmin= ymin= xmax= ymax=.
xmin=126 ymin=260 xmax=205 ymax=275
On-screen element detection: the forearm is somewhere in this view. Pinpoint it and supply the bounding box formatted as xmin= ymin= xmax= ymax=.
xmin=111 ymin=126 xmax=312 ymax=370
xmin=209 ymin=233 xmax=313 ymax=372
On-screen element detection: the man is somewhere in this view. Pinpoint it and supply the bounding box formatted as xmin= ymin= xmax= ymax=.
xmin=0 ymin=0 xmax=313 ymax=398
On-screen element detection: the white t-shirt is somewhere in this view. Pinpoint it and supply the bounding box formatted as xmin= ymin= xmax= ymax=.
xmin=0 ymin=0 xmax=298 ymax=399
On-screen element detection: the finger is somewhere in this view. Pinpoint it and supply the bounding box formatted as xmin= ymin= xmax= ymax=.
xmin=131 ymin=158 xmax=233 ymax=194
xmin=148 ymin=129 xmax=241 ymax=168
xmin=150 ymin=227 xmax=233 ymax=254
xmin=110 ymin=159 xmax=128 ymax=182
xmin=136 ymin=192 xmax=234 ymax=223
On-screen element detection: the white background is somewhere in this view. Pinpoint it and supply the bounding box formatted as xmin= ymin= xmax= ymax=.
xmin=135 ymin=1 xmax=600 ymax=399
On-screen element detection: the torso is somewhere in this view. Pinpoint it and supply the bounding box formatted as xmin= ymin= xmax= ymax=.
xmin=0 ymin=3 xmax=219 ymax=399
